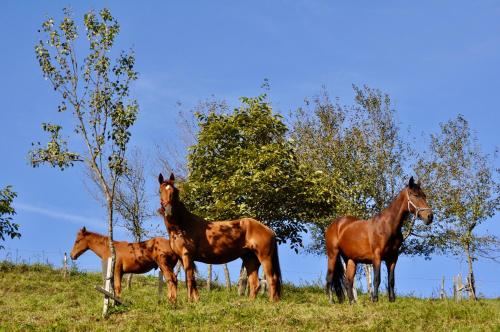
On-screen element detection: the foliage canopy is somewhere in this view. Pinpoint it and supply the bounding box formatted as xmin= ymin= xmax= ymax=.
xmin=0 ymin=186 xmax=20 ymax=249
xmin=182 ymin=94 xmax=314 ymax=250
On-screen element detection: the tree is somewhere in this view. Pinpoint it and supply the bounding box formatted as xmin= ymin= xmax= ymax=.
xmin=291 ymin=86 xmax=414 ymax=294
xmin=0 ymin=186 xmax=20 ymax=249
xmin=115 ymin=149 xmax=151 ymax=243
xmin=291 ymin=86 xmax=411 ymax=253
xmin=415 ymin=115 xmax=500 ymax=300
xmin=29 ymin=8 xmax=139 ymax=313
xmin=114 ymin=149 xmax=153 ymax=289
xmin=156 ymin=98 xmax=234 ymax=290
xmin=183 ymin=94 xmax=311 ymax=250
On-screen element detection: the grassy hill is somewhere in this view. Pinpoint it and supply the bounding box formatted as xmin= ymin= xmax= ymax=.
xmin=0 ymin=262 xmax=498 ymax=331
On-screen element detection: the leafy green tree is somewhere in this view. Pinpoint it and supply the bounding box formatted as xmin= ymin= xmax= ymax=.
xmin=0 ymin=186 xmax=20 ymax=249
xmin=291 ymin=86 xmax=415 ymax=294
xmin=415 ymin=115 xmax=500 ymax=300
xmin=291 ymin=86 xmax=411 ymax=253
xmin=29 ymin=8 xmax=139 ymax=309
xmin=182 ymin=94 xmax=311 ymax=250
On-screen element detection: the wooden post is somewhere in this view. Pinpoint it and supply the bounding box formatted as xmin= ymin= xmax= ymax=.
xmin=125 ymin=274 xmax=133 ymax=290
xmin=206 ymin=264 xmax=212 ymax=291
xmin=223 ymin=264 xmax=231 ymax=290
xmin=364 ymin=264 xmax=373 ymax=297
xmin=440 ymin=276 xmax=446 ymax=300
xmin=158 ymin=270 xmax=164 ymax=298
xmin=352 ymin=275 xmax=358 ymax=302
xmin=237 ymin=264 xmax=248 ymax=296
xmin=62 ymin=252 xmax=68 ymax=279
xmin=102 ymin=257 xmax=113 ymax=317
xmin=466 ymin=276 xmax=473 ymax=300
xmin=175 ymin=261 xmax=182 ymax=278
xmin=457 ymin=274 xmax=463 ymax=302
xmin=259 ymin=270 xmax=268 ymax=295
xmin=101 ymin=259 xmax=108 ymax=284
xmin=453 ymin=276 xmax=457 ymax=302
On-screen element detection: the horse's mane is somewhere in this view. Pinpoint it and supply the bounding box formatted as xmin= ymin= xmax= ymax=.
xmin=372 ymin=187 xmax=408 ymax=222
xmin=83 ymin=230 xmax=109 ymax=243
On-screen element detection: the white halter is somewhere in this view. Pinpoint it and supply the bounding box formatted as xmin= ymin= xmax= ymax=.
xmin=406 ymin=189 xmax=432 ymax=220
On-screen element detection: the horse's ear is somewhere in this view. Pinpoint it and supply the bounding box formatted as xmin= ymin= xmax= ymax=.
xmin=158 ymin=173 xmax=164 ymax=184
xmin=82 ymin=226 xmax=87 ymax=233
xmin=409 ymin=176 xmax=415 ymax=188
xmin=169 ymin=173 xmax=175 ymax=182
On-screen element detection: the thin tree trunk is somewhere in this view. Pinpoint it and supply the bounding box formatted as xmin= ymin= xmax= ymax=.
xmin=103 ymin=196 xmax=116 ymax=317
xmin=465 ymin=244 xmax=477 ymax=300
xmin=223 ymin=264 xmax=231 ymax=290
xmin=206 ymin=264 xmax=212 ymax=291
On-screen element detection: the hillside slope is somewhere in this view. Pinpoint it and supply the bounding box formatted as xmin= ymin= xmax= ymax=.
xmin=0 ymin=262 xmax=498 ymax=331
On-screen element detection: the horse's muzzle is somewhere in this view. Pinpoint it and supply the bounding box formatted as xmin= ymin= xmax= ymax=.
xmin=423 ymin=211 xmax=434 ymax=225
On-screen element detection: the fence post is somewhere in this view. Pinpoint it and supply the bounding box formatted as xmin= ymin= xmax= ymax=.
xmin=352 ymin=275 xmax=358 ymax=302
xmin=364 ymin=265 xmax=373 ymax=297
xmin=454 ymin=275 xmax=460 ymax=302
xmin=158 ymin=270 xmax=164 ymax=298
xmin=259 ymin=269 xmax=268 ymax=295
xmin=102 ymin=257 xmax=113 ymax=317
xmin=465 ymin=276 xmax=473 ymax=299
xmin=223 ymin=264 xmax=231 ymax=291
xmin=125 ymin=274 xmax=133 ymax=290
xmin=440 ymin=276 xmax=445 ymax=300
xmin=238 ymin=264 xmax=248 ymax=296
xmin=62 ymin=252 xmax=68 ymax=279
xmin=457 ymin=274 xmax=463 ymax=301
xmin=206 ymin=264 xmax=212 ymax=291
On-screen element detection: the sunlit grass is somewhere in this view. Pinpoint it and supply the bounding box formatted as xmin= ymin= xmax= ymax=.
xmin=0 ymin=262 xmax=498 ymax=331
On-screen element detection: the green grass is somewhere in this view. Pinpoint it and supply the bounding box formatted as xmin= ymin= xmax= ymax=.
xmin=0 ymin=262 xmax=499 ymax=331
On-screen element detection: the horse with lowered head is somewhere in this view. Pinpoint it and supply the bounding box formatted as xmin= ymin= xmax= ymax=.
xmin=70 ymin=227 xmax=179 ymax=300
xmin=158 ymin=173 xmax=282 ymax=302
xmin=325 ymin=177 xmax=433 ymax=303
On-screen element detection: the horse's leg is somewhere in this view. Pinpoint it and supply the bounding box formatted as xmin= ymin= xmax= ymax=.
xmin=259 ymin=255 xmax=278 ymax=302
xmin=386 ymin=257 xmax=398 ymax=302
xmin=372 ymin=255 xmax=381 ymax=302
xmin=113 ymin=262 xmax=123 ymax=299
xmin=326 ymin=249 xmax=338 ymax=303
xmin=346 ymin=259 xmax=357 ymax=304
xmin=182 ymin=253 xmax=199 ymax=302
xmin=243 ymin=254 xmax=261 ymax=299
xmin=159 ymin=256 xmax=178 ymax=302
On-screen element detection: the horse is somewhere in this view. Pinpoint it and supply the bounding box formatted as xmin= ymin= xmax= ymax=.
xmin=325 ymin=177 xmax=433 ymax=304
xmin=157 ymin=172 xmax=282 ymax=302
xmin=70 ymin=227 xmax=179 ymax=300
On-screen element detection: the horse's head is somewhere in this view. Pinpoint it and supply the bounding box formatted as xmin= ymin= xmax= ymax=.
xmin=158 ymin=172 xmax=178 ymax=219
xmin=406 ymin=177 xmax=433 ymax=225
xmin=70 ymin=227 xmax=90 ymax=260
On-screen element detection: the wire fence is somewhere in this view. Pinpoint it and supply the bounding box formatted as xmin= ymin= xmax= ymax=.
xmin=1 ymin=246 xmax=499 ymax=298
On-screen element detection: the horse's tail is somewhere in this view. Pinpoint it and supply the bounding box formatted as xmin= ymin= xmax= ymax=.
xmin=271 ymin=238 xmax=282 ymax=299
xmin=326 ymin=253 xmax=345 ymax=303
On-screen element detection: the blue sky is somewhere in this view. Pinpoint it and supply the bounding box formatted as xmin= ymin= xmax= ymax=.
xmin=1 ymin=1 xmax=499 ymax=297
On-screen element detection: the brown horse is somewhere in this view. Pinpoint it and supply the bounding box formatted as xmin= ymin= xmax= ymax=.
xmin=70 ymin=227 xmax=179 ymax=300
xmin=325 ymin=177 xmax=433 ymax=303
xmin=157 ymin=173 xmax=282 ymax=302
